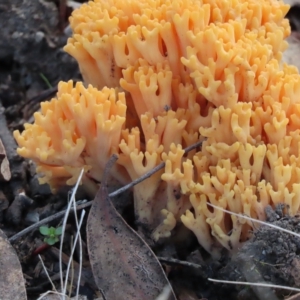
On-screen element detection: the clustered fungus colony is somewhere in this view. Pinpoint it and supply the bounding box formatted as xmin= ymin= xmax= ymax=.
xmin=14 ymin=0 xmax=300 ymax=255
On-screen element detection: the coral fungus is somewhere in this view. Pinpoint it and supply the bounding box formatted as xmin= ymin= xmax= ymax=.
xmin=14 ymin=0 xmax=300 ymax=255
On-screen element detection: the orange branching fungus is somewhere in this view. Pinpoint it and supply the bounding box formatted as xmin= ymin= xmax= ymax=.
xmin=14 ymin=81 xmax=129 ymax=192
xmin=14 ymin=0 xmax=300 ymax=255
xmin=118 ymin=109 xmax=195 ymax=227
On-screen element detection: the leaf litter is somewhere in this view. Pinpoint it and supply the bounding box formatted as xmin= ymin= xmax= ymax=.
xmin=0 ymin=228 xmax=27 ymax=300
xmin=0 ymin=137 xmax=11 ymax=181
xmin=87 ymin=154 xmax=176 ymax=300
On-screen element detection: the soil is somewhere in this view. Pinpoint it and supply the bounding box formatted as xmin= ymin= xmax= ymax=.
xmin=218 ymin=205 xmax=300 ymax=300
xmin=1 ymin=1 xmax=300 ymax=300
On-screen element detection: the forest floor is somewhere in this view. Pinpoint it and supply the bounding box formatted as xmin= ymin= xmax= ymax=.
xmin=1 ymin=1 xmax=300 ymax=300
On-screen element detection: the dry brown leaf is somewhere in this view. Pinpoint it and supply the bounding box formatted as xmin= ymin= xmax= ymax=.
xmin=87 ymin=155 xmax=176 ymax=300
xmin=0 ymin=138 xmax=11 ymax=181
xmin=285 ymin=293 xmax=300 ymax=300
xmin=0 ymin=229 xmax=27 ymax=299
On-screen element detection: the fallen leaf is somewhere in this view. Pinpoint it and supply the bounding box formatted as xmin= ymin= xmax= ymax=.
xmin=0 ymin=229 xmax=27 ymax=299
xmin=0 ymin=138 xmax=11 ymax=181
xmin=87 ymin=155 xmax=176 ymax=300
xmin=286 ymin=293 xmax=300 ymax=300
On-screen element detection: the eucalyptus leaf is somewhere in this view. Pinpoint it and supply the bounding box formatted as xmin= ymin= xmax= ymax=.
xmin=86 ymin=155 xmax=176 ymax=300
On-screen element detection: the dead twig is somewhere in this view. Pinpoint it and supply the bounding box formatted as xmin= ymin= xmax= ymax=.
xmin=286 ymin=292 xmax=300 ymax=300
xmin=0 ymin=104 xmax=24 ymax=181
xmin=9 ymin=140 xmax=203 ymax=242
xmin=22 ymin=86 xmax=57 ymax=120
xmin=208 ymin=278 xmax=300 ymax=294
xmin=157 ymin=257 xmax=203 ymax=270
xmin=0 ymin=103 xmax=32 ymax=225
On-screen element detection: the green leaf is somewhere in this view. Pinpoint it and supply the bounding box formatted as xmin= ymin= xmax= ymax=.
xmin=55 ymin=227 xmax=63 ymax=236
xmin=44 ymin=236 xmax=59 ymax=245
xmin=48 ymin=227 xmax=56 ymax=237
xmin=39 ymin=226 xmax=50 ymax=236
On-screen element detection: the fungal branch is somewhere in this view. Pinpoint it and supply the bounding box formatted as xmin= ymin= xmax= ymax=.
xmin=14 ymin=0 xmax=300 ymax=255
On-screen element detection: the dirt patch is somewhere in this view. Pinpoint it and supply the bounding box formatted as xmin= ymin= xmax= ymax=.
xmin=0 ymin=0 xmax=80 ymax=115
xmin=217 ymin=205 xmax=300 ymax=300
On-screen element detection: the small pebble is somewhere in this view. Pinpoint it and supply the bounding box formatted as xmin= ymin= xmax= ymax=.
xmin=35 ymin=31 xmax=44 ymax=43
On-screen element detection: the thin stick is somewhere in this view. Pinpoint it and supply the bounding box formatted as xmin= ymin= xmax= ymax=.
xmin=59 ymin=169 xmax=84 ymax=298
xmin=36 ymin=290 xmax=66 ymax=300
xmin=68 ymin=237 xmax=74 ymax=299
xmin=38 ymin=255 xmax=57 ymax=293
xmin=75 ymin=214 xmax=84 ymax=298
xmin=9 ymin=140 xmax=203 ymax=242
xmin=76 ymin=223 xmax=85 ymax=299
xmin=207 ymin=203 xmax=300 ymax=239
xmin=63 ymin=173 xmax=85 ymax=299
xmin=110 ymin=140 xmax=202 ymax=197
xmin=9 ymin=201 xmax=92 ymax=243
xmin=63 ymin=211 xmax=85 ymax=297
xmin=155 ymin=285 xmax=172 ymax=300
xmin=158 ymin=257 xmax=203 ymax=269
xmin=208 ymin=278 xmax=300 ymax=293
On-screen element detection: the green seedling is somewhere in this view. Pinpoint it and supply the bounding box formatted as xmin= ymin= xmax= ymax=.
xmin=39 ymin=226 xmax=63 ymax=245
